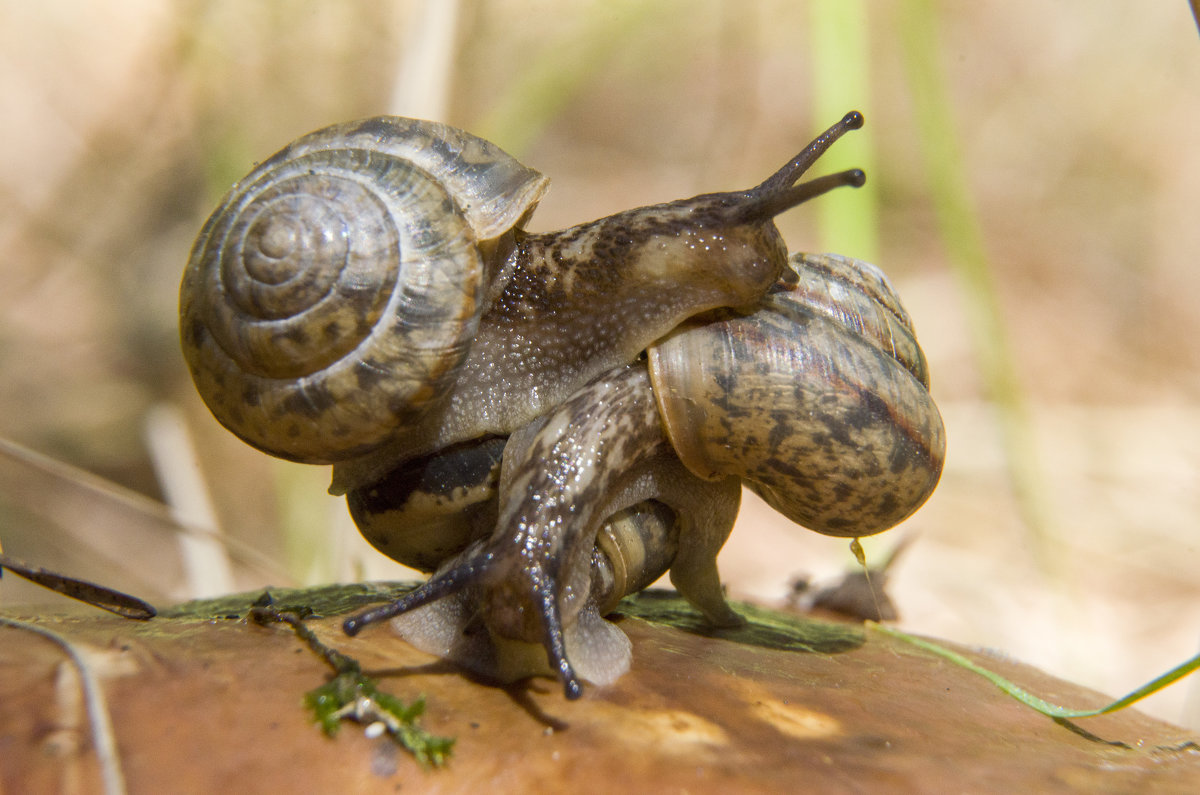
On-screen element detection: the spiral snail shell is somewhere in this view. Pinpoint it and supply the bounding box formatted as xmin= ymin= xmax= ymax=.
xmin=180 ymin=117 xmax=550 ymax=465
xmin=180 ymin=111 xmax=944 ymax=699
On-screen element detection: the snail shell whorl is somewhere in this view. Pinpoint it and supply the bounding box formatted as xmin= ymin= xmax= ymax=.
xmin=648 ymin=253 xmax=945 ymax=537
xmin=592 ymin=500 xmax=679 ymax=616
xmin=180 ymin=117 xmax=550 ymax=463
xmin=787 ymin=252 xmax=930 ymax=388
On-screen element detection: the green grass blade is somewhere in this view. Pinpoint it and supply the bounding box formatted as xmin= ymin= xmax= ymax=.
xmin=472 ymin=0 xmax=663 ymax=156
xmin=874 ymin=623 xmax=1200 ymax=719
xmin=808 ymin=0 xmax=878 ymax=263
xmin=897 ymin=0 xmax=1057 ymax=568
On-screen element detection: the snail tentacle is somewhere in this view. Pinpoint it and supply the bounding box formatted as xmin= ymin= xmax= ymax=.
xmin=739 ymin=168 xmax=867 ymax=224
xmin=342 ymin=551 xmax=493 ymax=636
xmin=755 ymin=110 xmax=864 ymax=193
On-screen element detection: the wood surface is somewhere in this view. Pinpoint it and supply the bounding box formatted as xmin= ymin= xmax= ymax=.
xmin=2 ymin=585 xmax=1197 ymax=794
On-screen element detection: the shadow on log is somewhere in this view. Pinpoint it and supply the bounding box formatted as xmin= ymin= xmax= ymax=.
xmin=2 ymin=584 xmax=1198 ymax=793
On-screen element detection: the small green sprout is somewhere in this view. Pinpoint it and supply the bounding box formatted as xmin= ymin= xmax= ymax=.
xmin=250 ymin=602 xmax=454 ymax=768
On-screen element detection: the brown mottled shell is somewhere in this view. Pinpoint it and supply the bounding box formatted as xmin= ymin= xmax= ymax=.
xmin=787 ymin=252 xmax=931 ymax=388
xmin=179 ymin=117 xmax=550 ymax=463
xmin=647 ymin=253 xmax=946 ymax=537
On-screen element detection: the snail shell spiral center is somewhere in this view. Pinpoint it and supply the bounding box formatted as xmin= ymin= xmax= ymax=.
xmin=210 ymin=162 xmax=400 ymax=380
xmin=245 ymin=211 xmax=307 ymax=279
xmin=181 ymin=134 xmax=493 ymax=465
xmin=232 ymin=192 xmax=348 ymax=312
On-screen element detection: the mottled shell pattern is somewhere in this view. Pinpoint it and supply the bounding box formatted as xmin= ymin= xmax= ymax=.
xmin=179 ymin=118 xmax=549 ymax=464
xmin=648 ymin=252 xmax=945 ymax=538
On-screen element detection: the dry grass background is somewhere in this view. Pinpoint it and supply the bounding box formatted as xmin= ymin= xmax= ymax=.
xmin=1 ymin=1 xmax=1198 ymax=728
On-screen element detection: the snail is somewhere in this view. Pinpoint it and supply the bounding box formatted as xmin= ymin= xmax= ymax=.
xmin=179 ymin=111 xmax=945 ymax=699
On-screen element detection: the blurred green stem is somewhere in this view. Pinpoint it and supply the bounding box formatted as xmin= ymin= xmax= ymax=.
xmin=472 ymin=0 xmax=662 ymax=156
xmin=274 ymin=460 xmax=337 ymax=585
xmin=808 ymin=0 xmax=879 ymax=263
xmin=897 ymin=1 xmax=1057 ymax=569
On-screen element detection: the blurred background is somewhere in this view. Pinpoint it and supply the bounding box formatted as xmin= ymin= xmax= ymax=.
xmin=1 ymin=1 xmax=1198 ymax=727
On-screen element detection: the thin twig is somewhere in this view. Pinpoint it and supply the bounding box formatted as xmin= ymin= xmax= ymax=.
xmin=0 ymin=553 xmax=156 ymax=619
xmin=0 ymin=617 xmax=128 ymax=795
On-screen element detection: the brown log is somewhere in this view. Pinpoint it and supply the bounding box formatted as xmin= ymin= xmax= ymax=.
xmin=2 ymin=585 xmax=1197 ymax=793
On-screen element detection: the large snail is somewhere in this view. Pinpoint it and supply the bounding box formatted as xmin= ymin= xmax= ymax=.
xmin=179 ymin=112 xmax=945 ymax=699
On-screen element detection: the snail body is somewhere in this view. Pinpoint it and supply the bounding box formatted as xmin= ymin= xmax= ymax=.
xmin=180 ymin=113 xmax=867 ymax=494
xmin=364 ymin=365 xmax=742 ymax=690
xmin=180 ymin=112 xmax=945 ymax=700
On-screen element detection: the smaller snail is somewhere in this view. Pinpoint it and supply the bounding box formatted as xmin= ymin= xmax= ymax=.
xmin=344 ymin=253 xmax=944 ymax=698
